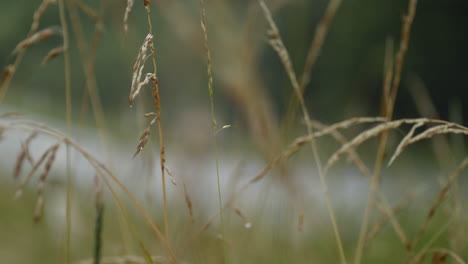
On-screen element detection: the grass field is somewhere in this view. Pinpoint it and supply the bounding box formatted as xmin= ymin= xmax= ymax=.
xmin=0 ymin=0 xmax=467 ymax=263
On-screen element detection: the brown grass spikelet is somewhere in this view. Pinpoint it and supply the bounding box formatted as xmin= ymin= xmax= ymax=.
xmin=41 ymin=46 xmax=65 ymax=65
xmin=133 ymin=116 xmax=157 ymax=158
xmin=165 ymin=166 xmax=176 ymax=185
xmin=124 ymin=0 xmax=135 ymax=33
xmin=13 ymin=26 xmax=62 ymax=54
xmin=15 ymin=142 xmax=61 ymax=198
xmin=129 ymin=33 xmax=154 ymax=106
xmin=34 ymin=142 xmax=60 ymax=223
xmin=183 ymin=184 xmax=194 ymax=223
xmin=13 ymin=131 xmax=38 ymax=180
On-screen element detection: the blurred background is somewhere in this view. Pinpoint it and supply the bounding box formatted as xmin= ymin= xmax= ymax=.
xmin=0 ymin=0 xmax=467 ymax=263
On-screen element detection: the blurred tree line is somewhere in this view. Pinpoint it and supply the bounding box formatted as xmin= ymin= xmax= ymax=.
xmin=0 ymin=0 xmax=466 ymax=125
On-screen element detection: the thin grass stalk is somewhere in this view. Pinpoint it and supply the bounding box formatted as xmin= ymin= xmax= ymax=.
xmin=58 ymin=2 xmax=73 ymax=263
xmin=67 ymin=0 xmax=111 ymax=163
xmin=282 ymin=0 xmax=342 ymax=141
xmin=93 ymin=182 xmax=104 ymax=264
xmin=143 ymin=2 xmax=170 ymax=245
xmin=258 ymin=0 xmax=346 ymax=262
xmin=411 ymin=216 xmax=455 ymax=264
xmin=354 ymin=1 xmax=418 ymax=262
xmin=406 ymin=158 xmax=468 ymax=259
xmin=199 ymin=0 xmax=226 ymax=261
xmin=94 ymin=170 xmax=155 ymax=264
xmin=0 ymin=0 xmax=56 ymax=102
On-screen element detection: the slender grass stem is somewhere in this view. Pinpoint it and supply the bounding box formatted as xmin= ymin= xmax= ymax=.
xmin=144 ymin=3 xmax=170 ymax=245
xmin=58 ymin=1 xmax=72 ymax=263
xmin=199 ymin=0 xmax=227 ymax=262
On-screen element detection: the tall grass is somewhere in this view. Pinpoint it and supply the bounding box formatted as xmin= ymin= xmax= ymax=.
xmin=0 ymin=0 xmax=467 ymax=264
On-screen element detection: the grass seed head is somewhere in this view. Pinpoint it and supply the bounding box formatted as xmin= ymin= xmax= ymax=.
xmin=13 ymin=26 xmax=62 ymax=54
xmin=41 ymin=46 xmax=65 ymax=65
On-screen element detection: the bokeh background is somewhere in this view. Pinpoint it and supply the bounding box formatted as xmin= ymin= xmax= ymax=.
xmin=0 ymin=0 xmax=467 ymax=263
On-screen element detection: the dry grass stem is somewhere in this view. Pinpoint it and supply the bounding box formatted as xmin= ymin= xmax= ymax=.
xmin=258 ymin=0 xmax=347 ymax=260
xmin=381 ymin=38 xmax=394 ymax=115
xmin=355 ymin=1 xmax=418 ymax=262
xmin=300 ymin=0 xmax=342 ymax=91
xmin=310 ymin=120 xmax=409 ymax=246
xmin=199 ymin=0 xmax=226 ymax=260
xmin=387 ymin=0 xmax=418 ymax=115
xmin=75 ymin=0 xmax=99 ymax=22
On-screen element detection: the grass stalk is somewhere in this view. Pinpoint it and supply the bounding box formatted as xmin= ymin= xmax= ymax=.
xmin=199 ymin=0 xmax=227 ymax=262
xmin=354 ymin=1 xmax=418 ymax=263
xmin=143 ymin=2 xmax=170 ymax=245
xmin=258 ymin=0 xmax=346 ymax=262
xmin=58 ymin=1 xmax=73 ymax=263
